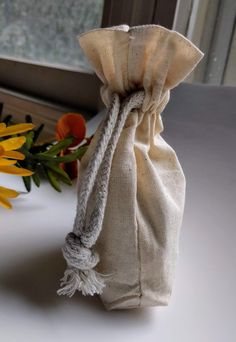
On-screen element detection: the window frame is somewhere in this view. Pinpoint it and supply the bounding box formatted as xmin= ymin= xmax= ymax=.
xmin=174 ymin=0 xmax=236 ymax=85
xmin=0 ymin=0 xmax=177 ymax=116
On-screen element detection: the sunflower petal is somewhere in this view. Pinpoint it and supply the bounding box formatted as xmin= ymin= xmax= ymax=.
xmin=0 ymin=136 xmax=26 ymax=151
xmin=0 ymin=158 xmax=17 ymax=166
xmin=0 ymin=165 xmax=33 ymax=176
xmin=0 ymin=194 xmax=12 ymax=209
xmin=0 ymin=123 xmax=35 ymax=137
xmin=0 ymin=146 xmax=4 ymax=157
xmin=0 ymin=186 xmax=19 ymax=198
xmin=3 ymin=151 xmax=25 ymax=160
xmin=0 ymin=123 xmax=7 ymax=131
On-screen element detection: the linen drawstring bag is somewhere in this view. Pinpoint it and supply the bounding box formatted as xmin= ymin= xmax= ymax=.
xmin=58 ymin=25 xmax=203 ymax=310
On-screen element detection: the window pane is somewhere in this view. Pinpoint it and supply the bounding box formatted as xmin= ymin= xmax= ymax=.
xmin=0 ymin=0 xmax=104 ymax=70
xmin=174 ymin=0 xmax=236 ymax=86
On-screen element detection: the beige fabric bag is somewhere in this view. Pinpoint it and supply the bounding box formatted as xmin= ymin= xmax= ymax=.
xmin=58 ymin=25 xmax=203 ymax=310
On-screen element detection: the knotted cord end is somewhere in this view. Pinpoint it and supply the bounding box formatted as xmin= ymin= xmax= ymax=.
xmin=57 ymin=268 xmax=106 ymax=297
xmin=58 ymin=91 xmax=145 ymax=299
xmin=57 ymin=232 xmax=106 ymax=297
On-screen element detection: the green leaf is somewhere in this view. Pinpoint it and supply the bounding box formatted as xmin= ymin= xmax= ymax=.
xmin=75 ymin=146 xmax=87 ymax=160
xmin=33 ymin=124 xmax=44 ymax=143
xmin=22 ymin=176 xmax=31 ymax=192
xmin=32 ymin=172 xmax=41 ymax=187
xmin=43 ymin=137 xmax=73 ymax=156
xmin=3 ymin=114 xmax=12 ymax=125
xmin=0 ymin=103 xmax=3 ymax=116
xmin=45 ymin=168 xmax=61 ymax=192
xmin=36 ymin=147 xmax=83 ymax=163
xmin=46 ymin=163 xmax=72 ymax=185
xmin=35 ymin=154 xmax=57 ymax=162
xmin=30 ymin=141 xmax=53 ymax=154
xmin=25 ymin=114 xmax=33 ymax=123
xmin=19 ymin=146 xmax=32 ymax=158
xmin=53 ymin=146 xmax=87 ymax=163
xmin=25 ymin=131 xmax=35 ymax=150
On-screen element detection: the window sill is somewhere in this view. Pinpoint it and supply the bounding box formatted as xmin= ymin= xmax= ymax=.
xmin=0 ymin=87 xmax=96 ymax=141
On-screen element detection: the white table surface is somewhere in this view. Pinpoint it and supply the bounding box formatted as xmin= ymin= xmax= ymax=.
xmin=0 ymin=84 xmax=235 ymax=342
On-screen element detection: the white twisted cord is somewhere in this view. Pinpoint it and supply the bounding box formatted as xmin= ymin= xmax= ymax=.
xmin=81 ymin=91 xmax=145 ymax=247
xmin=58 ymin=91 xmax=144 ymax=297
xmin=73 ymin=93 xmax=120 ymax=237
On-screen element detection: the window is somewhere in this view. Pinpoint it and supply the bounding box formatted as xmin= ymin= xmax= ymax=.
xmin=0 ymin=0 xmax=107 ymax=114
xmin=0 ymin=0 xmax=178 ymax=138
xmin=0 ymin=0 xmax=177 ymax=115
xmin=174 ymin=0 xmax=236 ymax=86
xmin=0 ymin=0 xmax=104 ymax=70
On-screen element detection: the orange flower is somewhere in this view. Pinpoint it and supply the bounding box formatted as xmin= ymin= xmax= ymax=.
xmin=56 ymin=113 xmax=87 ymax=179
xmin=56 ymin=113 xmax=86 ymax=147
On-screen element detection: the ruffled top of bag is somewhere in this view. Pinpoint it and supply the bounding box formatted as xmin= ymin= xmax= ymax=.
xmin=79 ymin=25 xmax=203 ymax=112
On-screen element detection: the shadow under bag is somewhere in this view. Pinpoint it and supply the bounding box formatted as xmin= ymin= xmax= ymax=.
xmin=58 ymin=25 xmax=203 ymax=310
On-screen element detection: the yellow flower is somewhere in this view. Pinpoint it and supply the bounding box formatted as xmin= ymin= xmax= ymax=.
xmin=0 ymin=122 xmax=35 ymax=137
xmin=0 ymin=186 xmax=19 ymax=209
xmin=0 ymin=122 xmax=35 ymax=209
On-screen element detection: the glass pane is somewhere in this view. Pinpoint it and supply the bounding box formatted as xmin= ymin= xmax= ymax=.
xmin=174 ymin=0 xmax=236 ymax=86
xmin=0 ymin=0 xmax=104 ymax=70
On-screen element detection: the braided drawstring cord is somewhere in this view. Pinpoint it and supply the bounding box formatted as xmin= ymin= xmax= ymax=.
xmin=57 ymin=91 xmax=145 ymax=297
